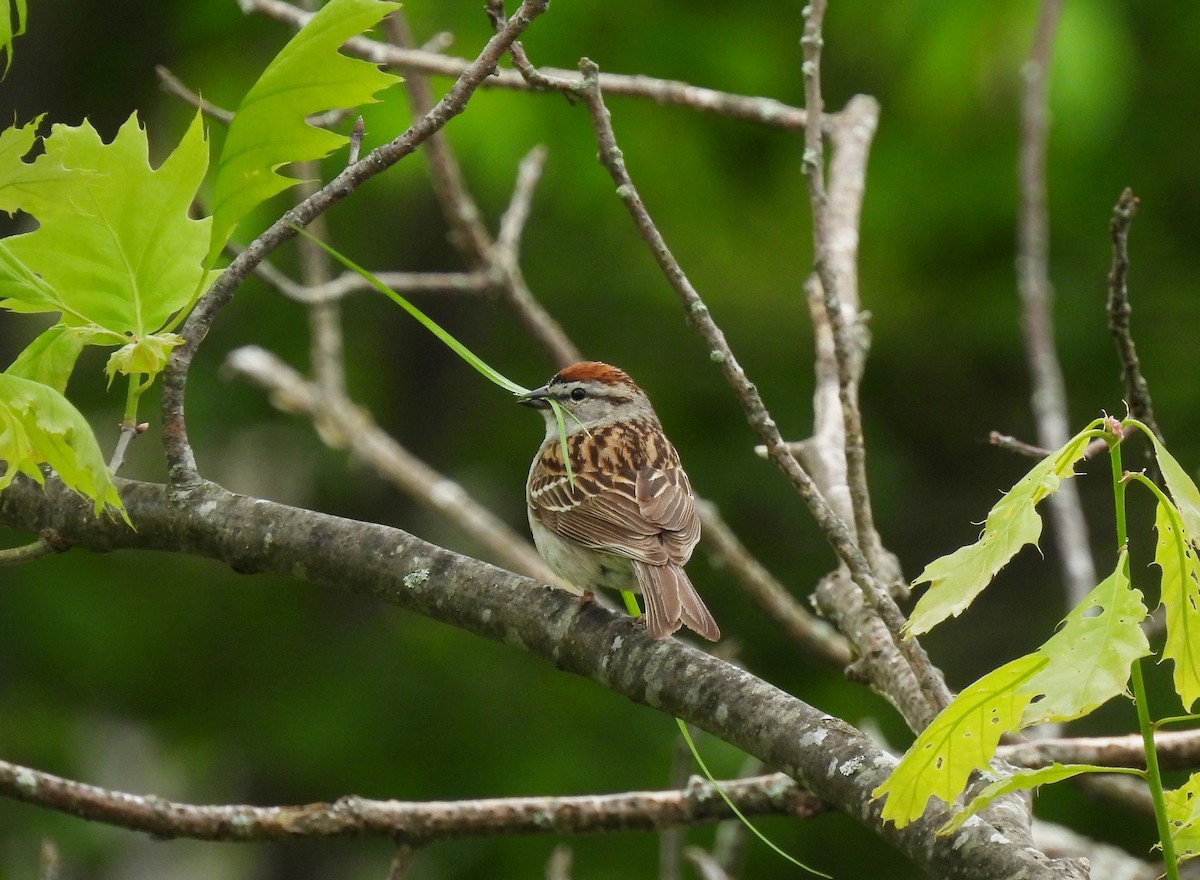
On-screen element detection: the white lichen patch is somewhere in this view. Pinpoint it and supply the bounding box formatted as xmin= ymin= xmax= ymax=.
xmin=403 ymin=568 xmax=430 ymax=589
xmin=799 ymin=727 xmax=829 ymax=748
xmin=15 ymin=770 xmax=37 ymax=793
xmin=838 ymin=755 xmax=865 ymax=776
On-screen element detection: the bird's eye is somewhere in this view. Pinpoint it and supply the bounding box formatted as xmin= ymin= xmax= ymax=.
xmin=570 ymin=387 xmax=587 ymax=401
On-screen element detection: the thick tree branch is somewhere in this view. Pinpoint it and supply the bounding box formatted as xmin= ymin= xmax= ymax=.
xmin=0 ymin=475 xmax=1081 ymax=879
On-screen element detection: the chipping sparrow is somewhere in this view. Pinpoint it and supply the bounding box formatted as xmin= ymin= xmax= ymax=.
xmin=520 ymin=361 xmax=720 ymax=641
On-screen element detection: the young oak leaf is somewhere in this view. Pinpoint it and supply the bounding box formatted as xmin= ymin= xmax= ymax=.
xmin=1146 ymin=428 xmax=1200 ymax=544
xmin=874 ymin=653 xmax=1047 ymax=828
xmin=1165 ymin=772 xmax=1200 ymax=863
xmin=905 ymin=425 xmax=1096 ymax=636
xmin=5 ymin=324 xmax=114 ymax=393
xmin=208 ymin=0 xmax=401 ymax=258
xmin=1154 ymin=500 xmax=1200 ymax=711
xmin=0 ymin=373 xmax=126 ymax=520
xmin=0 ymin=110 xmax=210 ymax=379
xmin=941 ymin=763 xmax=1140 ymax=833
xmin=1021 ymin=554 xmax=1150 ymax=726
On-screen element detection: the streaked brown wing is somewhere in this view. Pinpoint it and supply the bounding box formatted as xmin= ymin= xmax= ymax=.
xmin=529 ymin=460 xmax=699 ymax=566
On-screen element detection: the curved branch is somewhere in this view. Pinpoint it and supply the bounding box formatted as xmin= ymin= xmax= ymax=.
xmin=0 ymin=475 xmax=1081 ymax=879
xmin=0 ymin=760 xmax=824 ymax=843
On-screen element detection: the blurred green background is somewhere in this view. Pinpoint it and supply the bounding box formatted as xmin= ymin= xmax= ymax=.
xmin=1 ymin=0 xmax=1195 ymax=877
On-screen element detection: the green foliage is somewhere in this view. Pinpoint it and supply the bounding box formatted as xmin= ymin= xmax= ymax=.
xmin=943 ymin=763 xmax=1142 ymax=833
xmin=0 ymin=111 xmax=211 ymax=380
xmin=874 ymin=653 xmax=1046 ymax=826
xmin=0 ymin=0 xmax=402 ymax=520
xmin=1021 ymin=557 xmax=1151 ymax=726
xmin=877 ymin=419 xmax=1200 ymax=875
xmin=1154 ymin=500 xmax=1200 ymax=710
xmin=1166 ymin=772 xmax=1200 ymax=861
xmin=208 ymin=0 xmax=401 ymax=258
xmin=905 ymin=422 xmax=1098 ymax=636
xmin=0 ymin=373 xmax=125 ymax=519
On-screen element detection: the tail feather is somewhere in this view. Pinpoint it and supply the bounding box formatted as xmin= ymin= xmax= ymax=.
xmin=633 ymin=561 xmax=720 ymax=642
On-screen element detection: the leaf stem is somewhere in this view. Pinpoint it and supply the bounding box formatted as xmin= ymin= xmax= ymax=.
xmin=1111 ymin=428 xmax=1180 ymax=877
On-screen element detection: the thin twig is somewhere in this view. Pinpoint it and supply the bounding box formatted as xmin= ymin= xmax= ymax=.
xmin=0 ymin=755 xmax=826 ymax=843
xmin=1016 ymin=0 xmax=1095 ymax=607
xmin=999 ymin=728 xmax=1200 ymax=771
xmin=569 ymin=58 xmax=951 ymax=726
xmin=1108 ymin=188 xmax=1161 ymax=441
xmin=155 ymin=66 xmax=234 ymax=124
xmin=545 ymin=845 xmax=573 ymax=880
xmin=224 ymin=346 xmax=558 ymax=583
xmin=387 ymin=10 xmax=579 ymax=368
xmin=243 ymin=0 xmax=812 ymax=132
xmin=162 ymin=0 xmax=552 ymax=484
xmin=254 ymin=259 xmax=495 ymax=303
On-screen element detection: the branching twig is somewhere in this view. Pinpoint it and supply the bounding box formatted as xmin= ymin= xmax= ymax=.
xmin=801 ymin=2 xmax=885 ymax=586
xmin=569 ymin=57 xmax=950 ymax=727
xmin=162 ymin=0 xmax=551 ymax=484
xmin=1108 ymin=188 xmax=1160 ymax=441
xmin=0 ymin=755 xmax=825 ymax=844
xmin=244 ymin=0 xmax=812 ymax=133
xmin=388 ymin=10 xmax=578 ymax=367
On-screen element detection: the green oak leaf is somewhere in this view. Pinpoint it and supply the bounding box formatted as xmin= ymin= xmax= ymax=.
xmin=942 ymin=763 xmax=1141 ymax=833
xmin=906 ymin=423 xmax=1097 ymax=636
xmin=874 ymin=653 xmax=1047 ymax=827
xmin=0 ymin=373 xmax=125 ymax=520
xmin=1165 ymin=772 xmax=1200 ymax=863
xmin=1154 ymin=500 xmax=1200 ymax=711
xmin=209 ymin=0 xmax=401 ymax=257
xmin=1021 ymin=555 xmax=1150 ymax=726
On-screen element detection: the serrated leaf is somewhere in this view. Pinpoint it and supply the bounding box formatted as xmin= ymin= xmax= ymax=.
xmin=6 ymin=324 xmax=114 ymax=392
xmin=209 ymin=0 xmax=401 ymax=257
xmin=0 ymin=373 xmax=125 ymax=520
xmin=0 ymin=110 xmax=210 ymax=382
xmin=1021 ymin=555 xmax=1150 ymax=725
xmin=1155 ymin=500 xmax=1200 ymax=711
xmin=906 ymin=425 xmax=1096 ymax=635
xmin=0 ymin=115 xmax=54 ymax=211
xmin=1165 ymin=771 xmax=1200 ymax=862
xmin=942 ymin=763 xmax=1138 ymax=833
xmin=874 ymin=653 xmax=1047 ymax=827
xmin=1147 ymin=430 xmax=1200 ymax=554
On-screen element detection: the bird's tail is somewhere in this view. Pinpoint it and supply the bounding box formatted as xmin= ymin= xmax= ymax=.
xmin=633 ymin=561 xmax=720 ymax=642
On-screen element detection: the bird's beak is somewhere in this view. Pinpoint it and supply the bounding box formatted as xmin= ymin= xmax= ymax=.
xmin=518 ymin=385 xmax=552 ymax=409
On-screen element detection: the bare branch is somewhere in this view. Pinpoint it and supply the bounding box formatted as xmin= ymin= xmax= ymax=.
xmin=243 ymin=0 xmax=811 ymax=132
xmin=1000 ymin=728 xmax=1200 ymax=771
xmin=0 ymin=755 xmax=825 ymax=844
xmin=1016 ymin=0 xmax=1096 ymax=608
xmin=1108 ymin=188 xmax=1161 ymax=440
